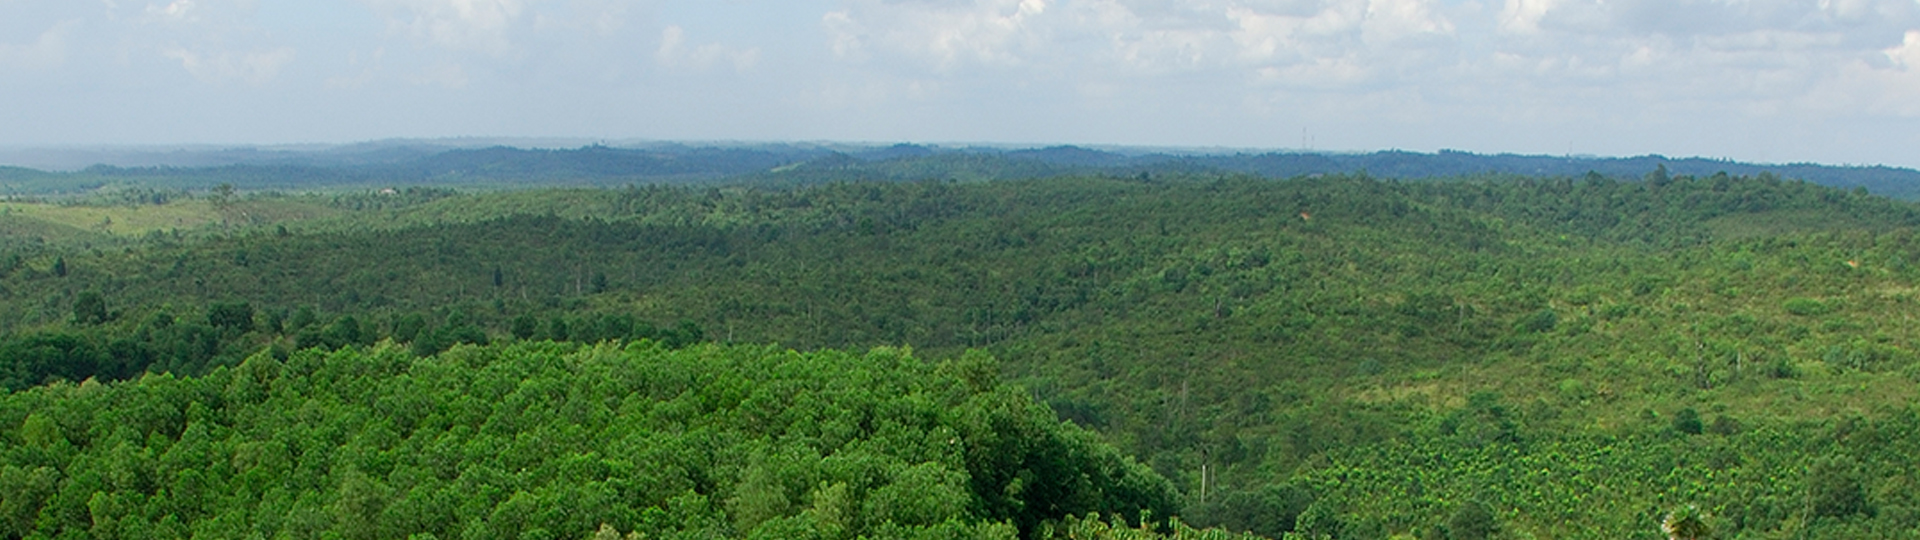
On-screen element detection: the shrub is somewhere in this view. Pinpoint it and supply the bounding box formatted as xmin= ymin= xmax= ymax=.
xmin=1672 ymin=408 xmax=1703 ymax=435
xmin=1784 ymin=298 xmax=1830 ymax=316
xmin=1446 ymin=501 xmax=1497 ymax=540
xmin=1808 ymin=457 xmax=1868 ymax=519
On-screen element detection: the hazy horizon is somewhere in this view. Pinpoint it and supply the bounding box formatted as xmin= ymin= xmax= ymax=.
xmin=7 ymin=1 xmax=1920 ymax=169
xmin=6 ymin=138 xmax=1914 ymax=175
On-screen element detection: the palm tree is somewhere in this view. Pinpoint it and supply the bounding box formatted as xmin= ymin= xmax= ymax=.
xmin=1662 ymin=504 xmax=1711 ymax=540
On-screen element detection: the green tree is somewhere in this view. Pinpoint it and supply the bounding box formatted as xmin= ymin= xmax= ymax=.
xmin=1661 ymin=505 xmax=1710 ymax=540
xmin=1514 ymin=308 xmax=1557 ymax=334
xmin=1189 ymin=485 xmax=1314 ymax=538
xmin=1292 ymin=499 xmax=1344 ymax=540
xmin=1446 ymin=501 xmax=1497 ymax=540
xmin=511 ymin=314 xmax=539 ymax=340
xmin=207 ymin=301 xmax=255 ymax=333
xmin=72 ymin=291 xmax=108 ymax=325
xmin=1672 ymin=408 xmax=1703 ymax=436
xmin=288 ymin=306 xmax=318 ymax=331
xmin=1808 ymin=457 xmax=1867 ymax=519
xmin=392 ymin=313 xmax=427 ymax=342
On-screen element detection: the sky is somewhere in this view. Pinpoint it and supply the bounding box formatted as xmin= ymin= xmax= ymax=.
xmin=4 ymin=0 xmax=1920 ymax=168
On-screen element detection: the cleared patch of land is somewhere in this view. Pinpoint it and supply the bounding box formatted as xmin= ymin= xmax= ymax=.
xmin=0 ymin=199 xmax=343 ymax=237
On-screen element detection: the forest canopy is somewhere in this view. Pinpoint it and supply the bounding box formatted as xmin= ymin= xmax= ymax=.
xmin=5 ymin=167 xmax=1920 ymax=538
xmin=0 ymin=342 xmax=1172 ymax=540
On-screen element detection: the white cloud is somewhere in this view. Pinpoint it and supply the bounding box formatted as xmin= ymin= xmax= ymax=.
xmin=824 ymin=0 xmax=1459 ymax=75
xmin=364 ymin=0 xmax=533 ymax=56
xmin=145 ymin=0 xmax=197 ymax=20
xmin=0 ymin=19 xmax=80 ymax=70
xmin=138 ymin=0 xmax=263 ymax=26
xmin=163 ymin=46 xmax=294 ymax=84
xmin=1498 ymin=0 xmax=1555 ymax=34
xmin=656 ymin=25 xmax=760 ymax=72
xmin=798 ymin=0 xmax=1920 ymax=163
xmin=8 ymin=0 xmax=1920 ymax=168
xmin=1889 ymin=29 xmax=1920 ymax=69
xmin=824 ymin=0 xmax=1053 ymax=70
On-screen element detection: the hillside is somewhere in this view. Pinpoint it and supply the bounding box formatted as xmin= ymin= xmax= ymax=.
xmin=7 ymin=143 xmax=1920 ymax=200
xmin=5 ymin=171 xmax=1920 ymax=538
xmin=0 ymin=342 xmax=1171 ymax=539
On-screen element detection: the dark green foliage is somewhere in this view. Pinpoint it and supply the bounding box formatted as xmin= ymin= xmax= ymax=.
xmin=1809 ymin=457 xmax=1868 ymax=519
xmin=1708 ymin=415 xmax=1742 ymax=436
xmin=206 ymin=301 xmax=254 ymax=333
xmin=1187 ymin=484 xmax=1315 ymax=537
xmin=1446 ymin=501 xmax=1497 ymax=540
xmin=0 ymin=333 xmax=115 ymax=390
xmin=954 ymin=386 xmax=1176 ymax=537
xmin=1648 ymin=163 xmax=1672 ymax=187
xmin=1784 ymin=297 xmax=1831 ymax=316
xmin=510 ymin=313 xmax=538 ymax=340
xmin=297 ymin=315 xmax=373 ymax=350
xmin=407 ymin=319 xmax=486 ymax=357
xmin=288 ymin=306 xmax=317 ymax=332
xmin=1673 ymin=408 xmax=1703 ymax=436
xmin=392 ymin=312 xmax=427 ymax=342
xmin=1440 ymin=392 xmax=1519 ymax=447
xmin=263 ymin=308 xmax=284 ymax=334
xmin=72 ymin=291 xmax=108 ymax=326
xmin=1514 ymin=308 xmax=1557 ymax=334
xmin=1292 ymin=499 xmax=1345 ymax=539
xmin=1768 ymin=357 xmax=1799 ymax=379
xmin=322 ymin=315 xmax=369 ymax=347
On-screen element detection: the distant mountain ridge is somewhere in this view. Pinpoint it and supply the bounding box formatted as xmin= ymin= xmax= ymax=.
xmin=3 ymin=142 xmax=1918 ymax=199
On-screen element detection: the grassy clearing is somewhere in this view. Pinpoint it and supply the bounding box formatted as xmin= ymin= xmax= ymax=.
xmin=1 ymin=200 xmax=219 ymax=235
xmin=0 ymin=213 xmax=104 ymax=247
xmin=0 ymin=198 xmax=344 ymax=237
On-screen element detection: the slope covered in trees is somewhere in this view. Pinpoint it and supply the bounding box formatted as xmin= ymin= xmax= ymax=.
xmin=6 ymin=170 xmax=1920 ymax=538
xmin=8 ymin=142 xmax=1920 ymax=199
xmin=0 ymin=342 xmax=1171 ymax=540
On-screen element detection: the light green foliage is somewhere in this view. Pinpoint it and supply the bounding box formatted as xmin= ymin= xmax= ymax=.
xmin=1039 ymin=513 xmax=1265 ymax=540
xmin=0 ymin=342 xmax=1173 ymax=539
xmin=1662 ymin=504 xmax=1711 ymax=540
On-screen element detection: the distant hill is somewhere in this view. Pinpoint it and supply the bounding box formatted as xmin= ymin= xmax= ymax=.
xmin=4 ymin=142 xmax=1919 ymax=199
xmin=1176 ymin=150 xmax=1920 ymax=198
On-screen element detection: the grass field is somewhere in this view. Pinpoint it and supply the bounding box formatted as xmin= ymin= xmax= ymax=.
xmin=0 ymin=198 xmax=344 ymax=238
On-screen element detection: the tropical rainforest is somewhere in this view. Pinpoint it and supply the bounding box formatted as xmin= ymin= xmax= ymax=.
xmin=4 ymin=154 xmax=1920 ymax=539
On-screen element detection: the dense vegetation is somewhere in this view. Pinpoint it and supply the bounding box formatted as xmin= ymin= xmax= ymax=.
xmin=6 ymin=167 xmax=1920 ymax=538
xmin=0 ymin=342 xmax=1171 ymax=539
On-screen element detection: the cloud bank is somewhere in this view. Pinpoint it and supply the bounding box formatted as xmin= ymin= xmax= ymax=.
xmin=2 ymin=0 xmax=1919 ymax=167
